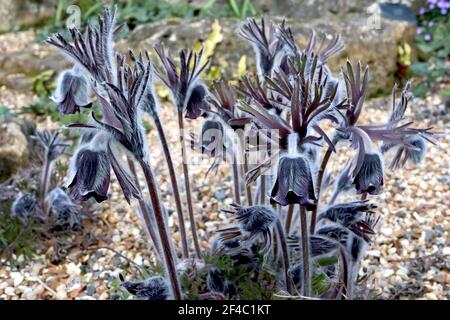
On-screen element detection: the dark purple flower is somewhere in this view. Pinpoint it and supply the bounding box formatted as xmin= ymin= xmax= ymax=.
xmin=121 ymin=276 xmax=170 ymax=300
xmin=154 ymin=44 xmax=209 ymax=119
xmin=380 ymin=82 xmax=435 ymax=169
xmin=66 ymin=147 xmax=111 ymax=203
xmin=51 ymin=68 xmax=91 ymax=114
xmin=11 ymin=192 xmax=37 ymax=224
xmin=201 ymin=119 xmax=226 ymax=157
xmin=419 ymin=7 xmax=426 ymax=15
xmin=46 ymin=7 xmax=119 ymax=83
xmin=209 ymin=80 xmax=251 ymax=130
xmin=185 ymin=84 xmax=209 ymax=120
xmin=352 ymin=152 xmax=384 ymax=195
xmin=270 ymin=155 xmax=316 ymax=209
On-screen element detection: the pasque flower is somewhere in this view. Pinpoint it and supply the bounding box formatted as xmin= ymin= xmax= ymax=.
xmin=47 ymin=8 xmax=142 ymax=204
xmin=208 ymin=80 xmax=251 ymax=130
xmin=239 ymin=18 xmax=285 ymax=78
xmin=335 ymin=64 xmax=434 ymax=193
xmin=380 ymin=83 xmax=435 ymax=169
xmin=46 ymin=187 xmax=81 ymax=231
xmin=353 ymin=152 xmax=384 ymax=195
xmin=154 ymin=44 xmax=209 ymax=120
xmin=270 ymin=154 xmax=317 ymax=209
xmin=51 ymin=67 xmax=91 ymax=114
xmin=121 ymin=276 xmax=170 ymax=300
xmin=11 ymin=192 xmax=38 ymax=224
xmin=66 ymin=144 xmax=111 ymax=203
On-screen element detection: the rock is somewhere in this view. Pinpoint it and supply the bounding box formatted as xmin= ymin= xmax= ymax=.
xmin=381 ymin=227 xmax=393 ymax=237
xmin=10 ymin=272 xmax=24 ymax=286
xmin=0 ymin=33 xmax=70 ymax=91
xmin=383 ymin=269 xmax=395 ymax=277
xmin=214 ymin=190 xmax=226 ymax=201
xmin=129 ymin=13 xmax=415 ymax=96
xmin=424 ymin=230 xmax=433 ymax=242
xmin=0 ymin=0 xmax=57 ymax=32
xmin=255 ymin=0 xmax=375 ymax=20
xmin=85 ymin=284 xmax=96 ymax=296
xmin=0 ymin=120 xmax=31 ymax=182
xmin=4 ymin=287 xmax=15 ymax=296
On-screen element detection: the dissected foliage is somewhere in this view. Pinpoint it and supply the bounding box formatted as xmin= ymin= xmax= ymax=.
xmin=25 ymin=6 xmax=439 ymax=300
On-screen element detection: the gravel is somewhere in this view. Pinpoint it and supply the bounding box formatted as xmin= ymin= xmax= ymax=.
xmin=0 ymin=31 xmax=448 ymax=301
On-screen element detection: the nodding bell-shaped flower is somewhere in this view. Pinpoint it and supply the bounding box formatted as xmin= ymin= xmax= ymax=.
xmin=270 ymin=155 xmax=317 ymax=209
xmin=11 ymin=192 xmax=38 ymax=224
xmin=51 ymin=68 xmax=91 ymax=114
xmin=120 ymin=276 xmax=170 ymax=300
xmin=199 ymin=118 xmax=226 ymax=159
xmin=66 ymin=144 xmax=111 ymax=203
xmin=46 ymin=187 xmax=81 ymax=231
xmin=185 ymin=84 xmax=209 ymax=120
xmin=353 ymin=152 xmax=384 ymax=195
xmin=154 ymin=44 xmax=209 ymax=120
xmin=347 ymin=128 xmax=384 ymax=195
xmin=380 ymin=83 xmax=433 ymax=169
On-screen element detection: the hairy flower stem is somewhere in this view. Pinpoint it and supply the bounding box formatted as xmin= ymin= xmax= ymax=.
xmin=127 ymin=158 xmax=162 ymax=259
xmin=139 ymin=160 xmax=183 ymax=300
xmin=300 ymin=205 xmax=311 ymax=297
xmin=238 ymin=137 xmax=253 ymax=206
xmin=152 ymin=112 xmax=189 ymax=259
xmin=329 ymin=189 xmax=339 ymax=205
xmin=361 ymin=192 xmax=368 ymax=200
xmin=232 ymin=154 xmax=241 ymax=205
xmin=177 ymin=111 xmax=202 ymax=258
xmin=260 ymin=175 xmax=266 ymax=205
xmin=40 ymin=156 xmax=52 ymax=211
xmin=310 ymin=147 xmax=332 ymax=234
xmin=276 ymin=219 xmax=293 ymax=294
xmin=284 ymin=204 xmax=294 ymax=234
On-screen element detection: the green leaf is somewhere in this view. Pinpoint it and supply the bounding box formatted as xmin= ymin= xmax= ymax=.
xmin=412 ymin=82 xmax=429 ymax=98
xmin=312 ymin=273 xmax=330 ymax=295
xmin=229 ymin=0 xmax=241 ymax=17
xmin=317 ymin=256 xmax=338 ymax=267
xmin=410 ymin=62 xmax=430 ymax=76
